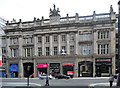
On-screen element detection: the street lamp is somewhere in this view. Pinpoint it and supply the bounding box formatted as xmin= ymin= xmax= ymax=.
xmin=117 ymin=0 xmax=120 ymax=86
xmin=27 ymin=65 xmax=31 ymax=86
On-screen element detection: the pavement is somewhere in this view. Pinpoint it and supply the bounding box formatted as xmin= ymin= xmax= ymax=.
xmin=1 ymin=77 xmax=120 ymax=88
xmin=89 ymin=82 xmax=120 ymax=88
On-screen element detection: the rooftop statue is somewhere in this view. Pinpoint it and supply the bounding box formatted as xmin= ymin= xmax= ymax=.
xmin=49 ymin=4 xmax=60 ymax=17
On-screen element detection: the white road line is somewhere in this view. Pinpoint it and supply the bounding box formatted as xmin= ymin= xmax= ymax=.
xmin=89 ymin=82 xmax=116 ymax=87
xmin=2 ymin=82 xmax=41 ymax=86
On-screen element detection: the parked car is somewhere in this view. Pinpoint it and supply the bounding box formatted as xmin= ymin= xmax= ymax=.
xmin=39 ymin=74 xmax=53 ymax=79
xmin=55 ymin=74 xmax=70 ymax=79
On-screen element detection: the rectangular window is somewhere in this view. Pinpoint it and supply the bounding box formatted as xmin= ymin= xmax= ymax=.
xmin=54 ymin=47 xmax=57 ymax=56
xmin=24 ymin=48 xmax=33 ymax=57
xmin=38 ymin=47 xmax=42 ymax=56
xmin=80 ymin=34 xmax=91 ymax=41
xmin=11 ymin=48 xmax=18 ymax=57
xmin=106 ymin=44 xmax=109 ymax=54
xmin=38 ymin=37 xmax=42 ymax=43
xmin=46 ymin=36 xmax=50 ymax=42
xmin=80 ymin=46 xmax=82 ymax=55
xmin=10 ymin=38 xmax=18 ymax=44
xmin=70 ymin=46 xmax=74 ymax=55
xmin=107 ymin=31 xmax=109 ymax=38
xmin=62 ymin=35 xmax=66 ymax=41
xmin=80 ymin=45 xmax=91 ymax=55
xmin=2 ymin=38 xmax=6 ymax=45
xmin=101 ymin=45 xmax=105 ymax=54
xmin=83 ymin=46 xmax=88 ymax=55
xmin=70 ymin=34 xmax=74 ymax=41
xmin=54 ymin=36 xmax=58 ymax=42
xmin=98 ymin=32 xmax=100 ymax=39
xmin=98 ymin=44 xmax=109 ymax=54
xmin=98 ymin=44 xmax=100 ymax=54
xmin=25 ymin=38 xmax=32 ymax=44
xmin=46 ymin=47 xmax=50 ymax=56
xmin=62 ymin=46 xmax=66 ymax=50
xmin=2 ymin=47 xmax=6 ymax=54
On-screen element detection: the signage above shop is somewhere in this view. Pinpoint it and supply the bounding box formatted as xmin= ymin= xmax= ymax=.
xmin=96 ymin=58 xmax=112 ymax=62
xmin=10 ymin=64 xmax=18 ymax=72
xmin=37 ymin=64 xmax=47 ymax=68
xmin=62 ymin=63 xmax=74 ymax=66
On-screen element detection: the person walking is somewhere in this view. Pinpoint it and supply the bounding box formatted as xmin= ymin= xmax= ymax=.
xmin=108 ymin=75 xmax=114 ymax=87
xmin=45 ymin=76 xmax=49 ymax=86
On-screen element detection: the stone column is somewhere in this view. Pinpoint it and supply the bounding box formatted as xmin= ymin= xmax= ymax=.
xmin=34 ymin=36 xmax=37 ymax=56
xmin=19 ymin=59 xmax=23 ymax=78
xmin=74 ymin=59 xmax=78 ymax=77
xmin=112 ymin=57 xmax=115 ymax=75
xmin=34 ymin=59 xmax=37 ymax=77
xmin=47 ymin=63 xmax=50 ymax=75
xmin=6 ymin=59 xmax=9 ymax=78
xmin=50 ymin=35 xmax=53 ymax=55
xmin=7 ymin=37 xmax=11 ymax=57
xmin=42 ymin=36 xmax=45 ymax=55
xmin=75 ymin=33 xmax=78 ymax=55
xmin=19 ymin=37 xmax=23 ymax=57
xmin=60 ymin=62 xmax=63 ymax=74
xmin=93 ymin=58 xmax=96 ymax=77
xmin=66 ymin=33 xmax=69 ymax=55
xmin=58 ymin=34 xmax=61 ymax=55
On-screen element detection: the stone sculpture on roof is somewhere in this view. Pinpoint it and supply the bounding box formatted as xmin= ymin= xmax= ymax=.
xmin=49 ymin=4 xmax=60 ymax=17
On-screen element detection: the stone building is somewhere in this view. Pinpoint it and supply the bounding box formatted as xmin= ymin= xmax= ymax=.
xmin=4 ymin=5 xmax=116 ymax=78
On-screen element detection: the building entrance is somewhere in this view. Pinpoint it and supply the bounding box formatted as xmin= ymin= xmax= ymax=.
xmin=23 ymin=63 xmax=33 ymax=77
xmin=78 ymin=61 xmax=93 ymax=77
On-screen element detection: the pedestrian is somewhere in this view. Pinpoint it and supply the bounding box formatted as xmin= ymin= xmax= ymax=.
xmin=45 ymin=76 xmax=49 ymax=86
xmin=108 ymin=75 xmax=114 ymax=87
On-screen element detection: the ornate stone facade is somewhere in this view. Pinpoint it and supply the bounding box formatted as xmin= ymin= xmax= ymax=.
xmin=4 ymin=5 xmax=116 ymax=78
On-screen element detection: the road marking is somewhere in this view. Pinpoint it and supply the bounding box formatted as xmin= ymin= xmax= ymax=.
xmin=2 ymin=82 xmax=41 ymax=86
xmin=89 ymin=82 xmax=116 ymax=87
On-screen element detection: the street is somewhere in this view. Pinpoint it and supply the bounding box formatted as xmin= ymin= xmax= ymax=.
xmin=1 ymin=77 xmax=117 ymax=87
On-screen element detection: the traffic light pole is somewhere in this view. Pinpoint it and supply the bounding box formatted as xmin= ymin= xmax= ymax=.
xmin=117 ymin=0 xmax=120 ymax=86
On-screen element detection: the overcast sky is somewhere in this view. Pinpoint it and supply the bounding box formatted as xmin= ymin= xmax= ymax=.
xmin=0 ymin=0 xmax=119 ymax=22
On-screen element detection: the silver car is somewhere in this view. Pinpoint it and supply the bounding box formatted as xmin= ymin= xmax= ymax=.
xmin=39 ymin=74 xmax=53 ymax=79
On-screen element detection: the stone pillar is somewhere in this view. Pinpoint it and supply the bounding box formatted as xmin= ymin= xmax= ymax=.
xmin=34 ymin=59 xmax=37 ymax=77
xmin=19 ymin=59 xmax=23 ymax=78
xmin=7 ymin=37 xmax=11 ymax=57
xmin=58 ymin=34 xmax=61 ymax=55
xmin=42 ymin=36 xmax=45 ymax=55
xmin=112 ymin=57 xmax=115 ymax=75
xmin=6 ymin=59 xmax=9 ymax=78
xmin=75 ymin=33 xmax=78 ymax=55
xmin=19 ymin=37 xmax=23 ymax=57
xmin=66 ymin=33 xmax=69 ymax=55
xmin=60 ymin=63 xmax=63 ymax=74
xmin=34 ymin=36 xmax=37 ymax=56
xmin=93 ymin=58 xmax=96 ymax=77
xmin=47 ymin=63 xmax=50 ymax=75
xmin=74 ymin=59 xmax=78 ymax=77
xmin=50 ymin=35 xmax=53 ymax=55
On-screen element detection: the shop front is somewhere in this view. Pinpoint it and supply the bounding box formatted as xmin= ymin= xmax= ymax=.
xmin=10 ymin=64 xmax=18 ymax=78
xmin=95 ymin=58 xmax=112 ymax=77
xmin=62 ymin=63 xmax=74 ymax=78
xmin=78 ymin=61 xmax=93 ymax=77
xmin=49 ymin=63 xmax=60 ymax=77
xmin=37 ymin=63 xmax=47 ymax=75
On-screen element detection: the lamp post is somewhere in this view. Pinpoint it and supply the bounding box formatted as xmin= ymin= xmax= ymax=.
xmin=27 ymin=65 xmax=31 ymax=86
xmin=117 ymin=0 xmax=120 ymax=86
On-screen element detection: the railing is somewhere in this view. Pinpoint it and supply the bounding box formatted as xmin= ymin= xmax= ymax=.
xmin=5 ymin=13 xmax=112 ymax=29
